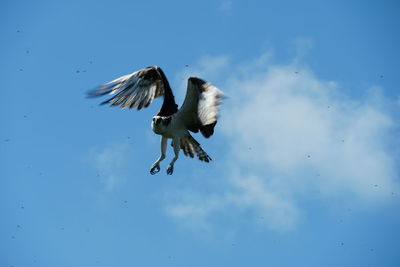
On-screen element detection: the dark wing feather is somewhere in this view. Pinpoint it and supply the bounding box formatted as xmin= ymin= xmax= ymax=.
xmin=87 ymin=66 xmax=166 ymax=110
xmin=177 ymin=77 xmax=224 ymax=138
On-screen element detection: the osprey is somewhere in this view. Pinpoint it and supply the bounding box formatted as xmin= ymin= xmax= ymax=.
xmin=88 ymin=66 xmax=224 ymax=175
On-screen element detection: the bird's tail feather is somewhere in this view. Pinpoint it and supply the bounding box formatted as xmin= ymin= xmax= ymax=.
xmin=174 ymin=134 xmax=212 ymax=162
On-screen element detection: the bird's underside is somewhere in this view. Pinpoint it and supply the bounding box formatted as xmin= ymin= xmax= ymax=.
xmin=87 ymin=65 xmax=224 ymax=175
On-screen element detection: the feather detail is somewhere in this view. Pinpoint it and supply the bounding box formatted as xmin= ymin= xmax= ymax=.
xmin=176 ymin=77 xmax=224 ymax=138
xmin=87 ymin=66 xmax=177 ymax=114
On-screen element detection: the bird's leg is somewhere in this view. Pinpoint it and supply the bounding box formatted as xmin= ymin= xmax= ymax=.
xmin=150 ymin=136 xmax=167 ymax=175
xmin=167 ymin=137 xmax=180 ymax=175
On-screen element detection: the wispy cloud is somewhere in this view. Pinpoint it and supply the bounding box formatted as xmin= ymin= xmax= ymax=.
xmin=218 ymin=0 xmax=233 ymax=14
xmin=166 ymin=49 xmax=400 ymax=233
xmin=87 ymin=142 xmax=131 ymax=190
xmin=224 ymin=62 xmax=398 ymax=202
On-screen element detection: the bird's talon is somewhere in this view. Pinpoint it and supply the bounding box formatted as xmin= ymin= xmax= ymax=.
xmin=166 ymin=165 xmax=174 ymax=175
xmin=150 ymin=165 xmax=160 ymax=175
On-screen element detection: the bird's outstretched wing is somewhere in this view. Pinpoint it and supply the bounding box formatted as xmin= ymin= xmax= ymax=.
xmin=177 ymin=77 xmax=224 ymax=138
xmin=87 ymin=66 xmax=167 ymax=110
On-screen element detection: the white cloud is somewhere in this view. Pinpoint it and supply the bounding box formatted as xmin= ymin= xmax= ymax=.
xmin=165 ymin=172 xmax=300 ymax=233
xmin=87 ymin=142 xmax=131 ymax=190
xmin=165 ymin=51 xmax=400 ymax=233
xmin=218 ymin=0 xmax=233 ymax=14
xmin=224 ymin=64 xmax=398 ymax=202
xmin=229 ymin=174 xmax=300 ymax=231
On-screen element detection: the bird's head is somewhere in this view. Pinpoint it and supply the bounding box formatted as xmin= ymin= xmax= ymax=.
xmin=152 ymin=116 xmax=162 ymax=125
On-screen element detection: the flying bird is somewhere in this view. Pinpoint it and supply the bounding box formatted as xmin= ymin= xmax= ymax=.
xmin=87 ymin=66 xmax=224 ymax=175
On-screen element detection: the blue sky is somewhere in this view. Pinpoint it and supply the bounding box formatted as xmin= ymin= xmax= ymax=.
xmin=1 ymin=0 xmax=400 ymax=266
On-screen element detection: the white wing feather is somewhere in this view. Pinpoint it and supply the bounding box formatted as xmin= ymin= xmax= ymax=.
xmin=177 ymin=77 xmax=224 ymax=138
xmin=87 ymin=66 xmax=166 ymax=110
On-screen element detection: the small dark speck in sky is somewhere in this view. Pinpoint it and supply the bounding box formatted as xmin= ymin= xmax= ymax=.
xmin=307 ymin=155 xmax=311 ymax=158
xmin=124 ymin=200 xmax=128 ymax=204
xmin=294 ymin=71 xmax=299 ymax=74
xmin=185 ymin=64 xmax=189 ymax=67
xmin=26 ymin=50 xmax=29 ymax=53
xmin=341 ymin=242 xmax=344 ymax=246
xmin=76 ymin=70 xmax=80 ymax=73
xmin=4 ymin=138 xmax=11 ymax=142
xmin=19 ymin=68 xmax=23 ymax=71
xmin=380 ymin=75 xmax=384 ymax=78
xmin=16 ymin=224 xmax=21 ymax=228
